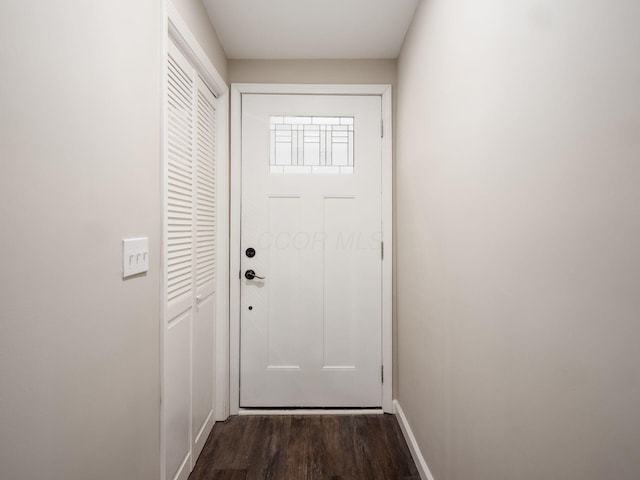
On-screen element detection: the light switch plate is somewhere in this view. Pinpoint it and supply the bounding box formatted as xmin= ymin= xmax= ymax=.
xmin=123 ymin=237 xmax=149 ymax=278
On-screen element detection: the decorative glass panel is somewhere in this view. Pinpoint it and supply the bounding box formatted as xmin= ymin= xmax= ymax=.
xmin=270 ymin=116 xmax=354 ymax=174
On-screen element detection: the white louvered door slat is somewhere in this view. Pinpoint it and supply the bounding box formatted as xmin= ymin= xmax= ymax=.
xmin=195 ymin=77 xmax=217 ymax=297
xmin=166 ymin=41 xmax=194 ymax=318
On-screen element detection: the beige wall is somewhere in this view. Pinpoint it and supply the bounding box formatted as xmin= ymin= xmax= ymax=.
xmin=0 ymin=1 xmax=226 ymax=480
xmin=396 ymin=0 xmax=640 ymax=479
xmin=229 ymin=59 xmax=395 ymax=85
xmin=173 ymin=0 xmax=228 ymax=82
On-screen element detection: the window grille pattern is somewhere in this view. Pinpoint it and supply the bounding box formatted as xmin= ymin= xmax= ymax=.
xmin=270 ymin=116 xmax=354 ymax=174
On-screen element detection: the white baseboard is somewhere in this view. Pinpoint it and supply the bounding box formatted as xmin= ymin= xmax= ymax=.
xmin=238 ymin=408 xmax=384 ymax=416
xmin=171 ymin=452 xmax=191 ymax=480
xmin=393 ymin=399 xmax=435 ymax=480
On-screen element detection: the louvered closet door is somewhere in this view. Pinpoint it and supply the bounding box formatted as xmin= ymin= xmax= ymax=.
xmin=166 ymin=39 xmax=194 ymax=480
xmin=192 ymin=75 xmax=216 ymax=461
xmin=165 ymin=38 xmax=217 ymax=480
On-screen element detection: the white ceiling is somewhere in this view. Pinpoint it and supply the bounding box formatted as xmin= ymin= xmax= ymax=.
xmin=202 ymin=0 xmax=420 ymax=59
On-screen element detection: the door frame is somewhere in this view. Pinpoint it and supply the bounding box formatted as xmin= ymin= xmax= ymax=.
xmin=230 ymin=83 xmax=393 ymax=414
xmin=160 ymin=3 xmax=229 ymax=479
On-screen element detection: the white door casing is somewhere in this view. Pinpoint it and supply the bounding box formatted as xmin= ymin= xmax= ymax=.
xmin=233 ymin=86 xmax=393 ymax=410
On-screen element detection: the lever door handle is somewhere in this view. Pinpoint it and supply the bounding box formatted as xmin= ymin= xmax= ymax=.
xmin=245 ymin=269 xmax=265 ymax=280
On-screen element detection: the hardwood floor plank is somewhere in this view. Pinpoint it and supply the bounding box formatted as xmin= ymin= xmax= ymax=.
xmin=364 ymin=415 xmax=397 ymax=479
xmin=305 ymin=416 xmax=330 ymax=479
xmin=246 ymin=415 xmax=290 ymax=480
xmin=351 ymin=415 xmax=378 ymax=479
xmin=208 ymin=470 xmax=247 ymax=480
xmin=318 ymin=416 xmax=350 ymax=479
xmin=381 ymin=415 xmax=421 ymax=478
xmin=281 ymin=416 xmax=311 ymax=479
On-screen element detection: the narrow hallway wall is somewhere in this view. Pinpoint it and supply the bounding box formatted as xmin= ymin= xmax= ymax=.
xmin=174 ymin=0 xmax=229 ymax=82
xmin=396 ymin=0 xmax=640 ymax=478
xmin=0 ymin=1 xmax=227 ymax=479
xmin=0 ymin=2 xmax=163 ymax=479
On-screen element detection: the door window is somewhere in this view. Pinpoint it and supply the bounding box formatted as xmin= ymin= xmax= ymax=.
xmin=269 ymin=115 xmax=354 ymax=174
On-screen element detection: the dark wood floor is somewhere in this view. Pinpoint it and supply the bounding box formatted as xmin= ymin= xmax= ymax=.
xmin=188 ymin=414 xmax=420 ymax=480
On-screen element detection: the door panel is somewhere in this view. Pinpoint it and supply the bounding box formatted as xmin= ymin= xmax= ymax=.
xmin=323 ymin=196 xmax=357 ymax=368
xmin=165 ymin=312 xmax=192 ymax=480
xmin=192 ymin=291 xmax=215 ymax=460
xmin=267 ymin=196 xmax=301 ymax=368
xmin=240 ymin=94 xmax=382 ymax=407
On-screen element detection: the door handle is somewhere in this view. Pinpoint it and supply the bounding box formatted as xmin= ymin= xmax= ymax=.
xmin=245 ymin=269 xmax=265 ymax=280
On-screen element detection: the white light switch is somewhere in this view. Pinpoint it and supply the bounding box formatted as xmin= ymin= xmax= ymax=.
xmin=123 ymin=237 xmax=149 ymax=278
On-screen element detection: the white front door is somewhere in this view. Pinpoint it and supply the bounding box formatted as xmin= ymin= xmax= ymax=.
xmin=240 ymin=93 xmax=383 ymax=407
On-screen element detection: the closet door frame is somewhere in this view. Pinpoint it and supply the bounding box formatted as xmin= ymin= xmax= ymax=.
xmin=161 ymin=3 xmax=229 ymax=480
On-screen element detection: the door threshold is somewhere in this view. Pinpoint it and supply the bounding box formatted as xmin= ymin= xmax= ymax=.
xmin=238 ymin=408 xmax=384 ymax=416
